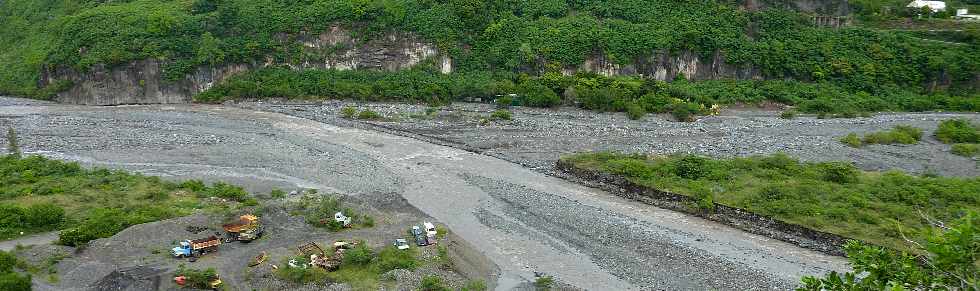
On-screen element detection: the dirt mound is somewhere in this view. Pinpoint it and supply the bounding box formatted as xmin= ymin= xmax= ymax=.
xmin=89 ymin=265 xmax=167 ymax=291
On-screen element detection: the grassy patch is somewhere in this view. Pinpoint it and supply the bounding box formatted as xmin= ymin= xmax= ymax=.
xmin=951 ymin=143 xmax=979 ymax=157
xmin=489 ymin=109 xmax=513 ymax=121
xmin=0 ymin=250 xmax=31 ymax=291
xmin=0 ymin=155 xmax=252 ymax=246
xmin=275 ymin=245 xmax=420 ymax=290
xmin=289 ymin=194 xmax=373 ymax=231
xmin=562 ymin=152 xmax=980 ymax=251
xmin=935 ymin=118 xmax=979 ymax=144
xmin=839 ymin=125 xmax=922 ymax=147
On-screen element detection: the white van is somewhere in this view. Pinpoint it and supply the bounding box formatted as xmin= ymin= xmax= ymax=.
xmin=423 ymin=222 xmax=437 ymax=236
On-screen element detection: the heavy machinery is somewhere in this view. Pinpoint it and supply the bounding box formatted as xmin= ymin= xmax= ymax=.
xmin=222 ymin=214 xmax=264 ymax=242
xmin=172 ymin=236 xmax=222 ymax=258
xmin=295 ymin=241 xmax=358 ymax=271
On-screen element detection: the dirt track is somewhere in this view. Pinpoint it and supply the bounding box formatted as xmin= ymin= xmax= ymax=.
xmin=0 ymin=97 xmax=854 ymax=290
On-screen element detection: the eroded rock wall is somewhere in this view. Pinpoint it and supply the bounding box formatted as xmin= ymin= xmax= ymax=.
xmin=40 ymin=26 xmax=448 ymax=106
xmin=569 ymin=50 xmax=760 ymax=81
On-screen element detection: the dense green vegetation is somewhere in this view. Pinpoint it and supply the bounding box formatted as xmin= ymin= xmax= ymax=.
xmin=840 ymin=125 xmax=923 ymax=147
xmin=562 ymin=152 xmax=980 ymax=251
xmin=1 ymin=1 xmax=976 ymax=110
xmin=936 ymin=118 xmax=980 ymax=144
xmin=0 ymin=250 xmax=31 ymax=291
xmin=0 ymin=154 xmax=254 ymax=246
xmin=199 ymin=67 xmax=979 ymax=118
xmin=289 ymin=193 xmax=374 ymax=231
xmin=800 ymin=213 xmax=979 ymax=290
xmin=952 ymin=143 xmax=980 ymax=157
xmin=275 ymin=244 xmax=419 ymax=289
xmin=175 ymin=265 xmax=220 ymax=289
xmin=935 ymin=118 xmax=980 ymax=157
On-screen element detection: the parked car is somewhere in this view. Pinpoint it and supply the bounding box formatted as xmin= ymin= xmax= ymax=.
xmin=393 ymin=239 xmax=410 ymax=250
xmin=411 ymin=226 xmax=429 ymax=246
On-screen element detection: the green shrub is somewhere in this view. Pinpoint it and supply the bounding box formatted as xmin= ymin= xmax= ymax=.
xmin=275 ymin=257 xmax=329 ymax=283
xmin=496 ymin=96 xmax=514 ymax=108
xmin=270 ymin=189 xmax=286 ymax=199
xmin=58 ymin=208 xmax=129 ymax=246
xmin=674 ymin=156 xmax=709 ymax=180
xmin=935 ymin=119 xmax=979 ymax=144
xmin=25 ymin=203 xmax=64 ymax=228
xmin=377 ymin=246 xmax=418 ymax=272
xmin=0 ymin=272 xmax=31 ymax=291
xmin=175 ymin=266 xmax=219 ymax=289
xmin=343 ymin=244 xmax=374 ymax=266
xmin=340 ymin=106 xmax=357 ymax=119
xmin=490 ymin=110 xmax=513 ymax=121
xmin=669 ymin=102 xmax=701 ymax=122
xmin=462 ymin=280 xmax=487 ymax=291
xmin=178 ymin=180 xmax=207 ymax=192
xmin=5 ymin=128 xmax=18 ymax=157
xmin=0 ymin=251 xmax=17 ymax=273
xmin=420 ymin=276 xmax=450 ymax=291
xmin=840 ymin=133 xmax=863 ymax=148
xmin=951 ymin=143 xmax=979 ymax=157
xmin=0 ymin=204 xmax=26 ymax=229
xmin=520 ymin=82 xmax=561 ymax=108
xmin=203 ymin=182 xmax=248 ymax=202
xmin=535 ymin=276 xmax=554 ymax=290
xmin=800 ymin=214 xmax=979 ymax=290
xmin=626 ymin=103 xmax=646 ymax=120
xmin=842 ymin=125 xmax=923 ymax=147
xmin=819 ymin=162 xmax=859 ymax=184
xmin=780 ymin=110 xmax=797 ymax=119
xmin=356 ymin=110 xmax=382 ymax=120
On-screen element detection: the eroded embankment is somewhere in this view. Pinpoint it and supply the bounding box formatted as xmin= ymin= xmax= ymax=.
xmin=555 ymin=159 xmax=853 ymax=256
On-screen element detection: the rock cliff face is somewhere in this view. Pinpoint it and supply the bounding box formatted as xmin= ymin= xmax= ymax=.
xmin=567 ymin=50 xmax=760 ymax=81
xmin=744 ymin=0 xmax=851 ymax=16
xmin=40 ymin=26 xmax=449 ymax=105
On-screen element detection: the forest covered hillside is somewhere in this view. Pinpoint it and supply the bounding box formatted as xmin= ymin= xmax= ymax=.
xmin=1 ymin=0 xmax=977 ymax=114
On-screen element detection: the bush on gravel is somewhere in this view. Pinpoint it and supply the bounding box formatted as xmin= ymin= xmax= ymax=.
xmin=840 ymin=125 xmax=923 ymax=147
xmin=935 ymin=118 xmax=979 ymax=144
xmin=421 ymin=275 xmax=451 ymax=291
xmin=175 ymin=265 xmax=220 ymax=289
xmin=563 ymin=152 xmax=980 ymax=251
xmin=292 ymin=194 xmax=373 ymax=231
xmin=490 ymin=109 xmax=513 ymax=121
xmin=951 ymin=143 xmax=979 ymax=157
xmin=0 ymin=155 xmax=253 ymax=244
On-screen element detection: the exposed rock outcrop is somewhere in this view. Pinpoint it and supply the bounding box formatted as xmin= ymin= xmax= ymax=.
xmin=567 ymin=50 xmax=760 ymax=81
xmin=40 ymin=26 xmax=449 ymax=106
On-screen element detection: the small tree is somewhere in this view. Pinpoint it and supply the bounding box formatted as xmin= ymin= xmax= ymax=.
xmin=5 ymin=127 xmax=19 ymax=157
xmin=799 ymin=212 xmax=979 ymax=290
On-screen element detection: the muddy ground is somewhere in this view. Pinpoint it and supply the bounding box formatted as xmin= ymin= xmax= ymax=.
xmin=239 ymin=100 xmax=978 ymax=177
xmin=1 ymin=97 xmax=858 ymax=290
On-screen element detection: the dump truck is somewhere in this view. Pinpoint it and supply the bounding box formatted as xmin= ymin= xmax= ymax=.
xmin=222 ymin=214 xmax=264 ymax=242
xmin=172 ymin=236 xmax=222 ymax=258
